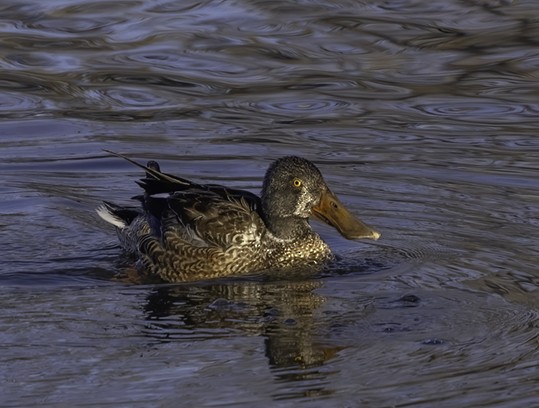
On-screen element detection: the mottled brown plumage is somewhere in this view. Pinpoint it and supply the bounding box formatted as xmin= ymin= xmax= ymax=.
xmin=97 ymin=152 xmax=380 ymax=282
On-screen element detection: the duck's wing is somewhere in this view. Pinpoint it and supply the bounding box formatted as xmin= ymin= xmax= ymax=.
xmin=104 ymin=150 xmax=193 ymax=193
xmin=161 ymin=187 xmax=264 ymax=249
xmin=105 ymin=150 xmax=264 ymax=249
xmin=105 ymin=150 xmax=260 ymax=207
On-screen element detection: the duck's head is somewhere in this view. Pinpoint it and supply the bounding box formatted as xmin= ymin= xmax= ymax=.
xmin=261 ymin=156 xmax=380 ymax=241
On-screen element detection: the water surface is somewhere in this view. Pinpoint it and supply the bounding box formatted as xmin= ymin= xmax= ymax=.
xmin=1 ymin=0 xmax=538 ymax=406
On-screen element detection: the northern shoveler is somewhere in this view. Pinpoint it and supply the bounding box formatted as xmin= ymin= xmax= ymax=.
xmin=97 ymin=152 xmax=380 ymax=282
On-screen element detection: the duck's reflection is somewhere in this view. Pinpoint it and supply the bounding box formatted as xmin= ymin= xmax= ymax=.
xmin=141 ymin=276 xmax=342 ymax=396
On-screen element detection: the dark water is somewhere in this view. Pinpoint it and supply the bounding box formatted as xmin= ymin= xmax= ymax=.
xmin=1 ymin=0 xmax=538 ymax=406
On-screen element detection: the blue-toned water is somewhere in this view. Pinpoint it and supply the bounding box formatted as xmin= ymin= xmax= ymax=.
xmin=1 ymin=0 xmax=538 ymax=406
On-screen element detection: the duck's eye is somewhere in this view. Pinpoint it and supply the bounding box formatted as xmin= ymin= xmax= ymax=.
xmin=293 ymin=178 xmax=302 ymax=188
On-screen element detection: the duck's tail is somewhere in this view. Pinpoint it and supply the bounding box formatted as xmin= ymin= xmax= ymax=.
xmin=96 ymin=201 xmax=140 ymax=229
xmin=97 ymin=201 xmax=152 ymax=255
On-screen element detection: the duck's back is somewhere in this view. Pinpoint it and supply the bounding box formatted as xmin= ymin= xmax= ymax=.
xmin=135 ymin=186 xmax=269 ymax=280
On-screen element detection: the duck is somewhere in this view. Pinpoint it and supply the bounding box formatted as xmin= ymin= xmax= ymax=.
xmin=97 ymin=151 xmax=380 ymax=282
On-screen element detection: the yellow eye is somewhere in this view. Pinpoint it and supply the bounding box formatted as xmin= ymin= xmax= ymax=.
xmin=293 ymin=178 xmax=302 ymax=188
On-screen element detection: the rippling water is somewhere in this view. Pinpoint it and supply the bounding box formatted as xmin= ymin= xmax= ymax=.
xmin=1 ymin=0 xmax=538 ymax=406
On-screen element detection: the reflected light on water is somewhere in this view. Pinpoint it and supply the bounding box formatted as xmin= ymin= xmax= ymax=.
xmin=0 ymin=0 xmax=538 ymax=406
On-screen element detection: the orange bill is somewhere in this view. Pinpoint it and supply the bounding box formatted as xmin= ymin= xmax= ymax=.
xmin=312 ymin=189 xmax=381 ymax=240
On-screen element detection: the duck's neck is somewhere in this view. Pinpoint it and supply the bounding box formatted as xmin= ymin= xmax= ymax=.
xmin=264 ymin=215 xmax=314 ymax=241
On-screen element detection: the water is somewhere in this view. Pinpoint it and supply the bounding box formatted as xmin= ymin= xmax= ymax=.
xmin=1 ymin=0 xmax=538 ymax=406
